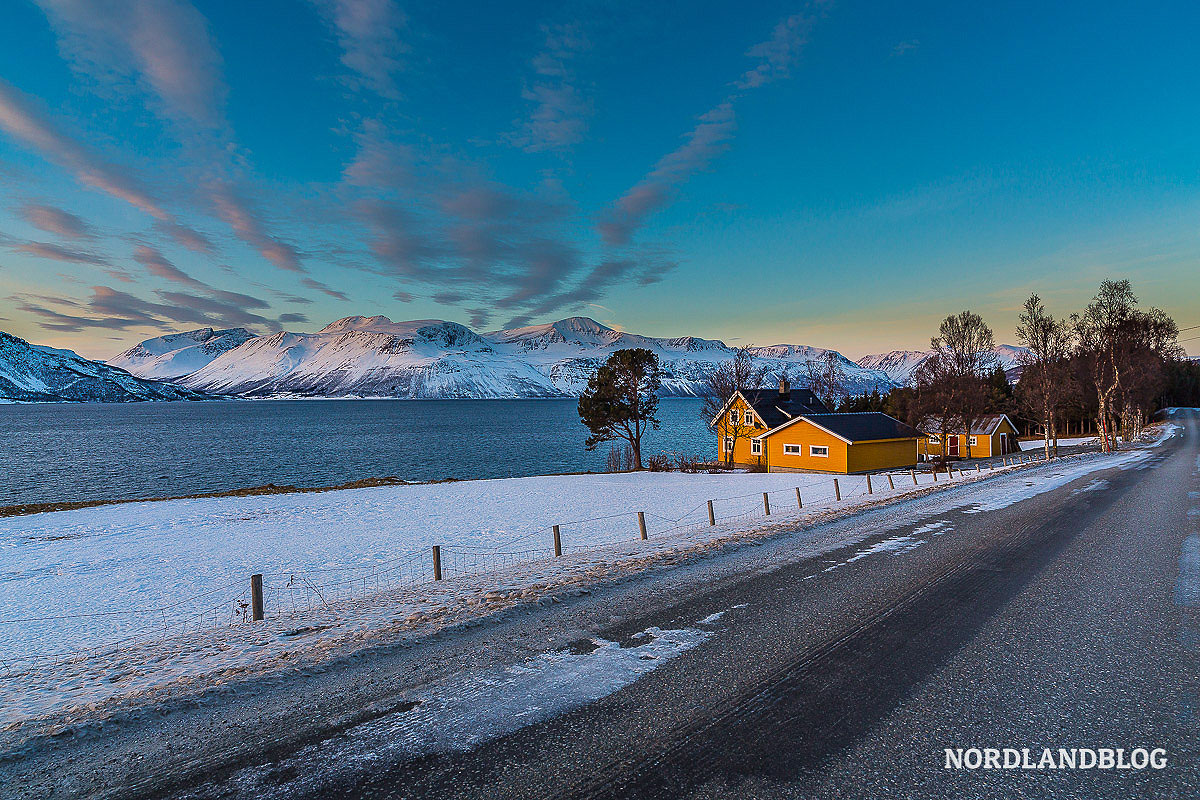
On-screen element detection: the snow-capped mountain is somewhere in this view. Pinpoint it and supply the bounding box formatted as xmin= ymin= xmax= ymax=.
xmin=857 ymin=344 xmax=1031 ymax=386
xmin=0 ymin=331 xmax=209 ymax=402
xmin=108 ymin=327 xmax=254 ymax=380
xmin=174 ymin=315 xmax=896 ymax=399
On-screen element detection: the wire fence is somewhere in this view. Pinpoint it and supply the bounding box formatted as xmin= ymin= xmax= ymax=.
xmin=2 ymin=453 xmax=1049 ymax=673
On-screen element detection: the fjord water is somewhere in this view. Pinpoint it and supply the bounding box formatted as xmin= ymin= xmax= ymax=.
xmin=0 ymin=399 xmax=711 ymax=506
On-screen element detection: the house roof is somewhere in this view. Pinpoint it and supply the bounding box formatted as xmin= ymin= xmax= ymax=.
xmin=762 ymin=412 xmax=920 ymax=443
xmin=797 ymin=413 xmax=921 ymax=443
xmin=920 ymin=414 xmax=1015 ymax=436
xmin=739 ymin=388 xmax=830 ymax=428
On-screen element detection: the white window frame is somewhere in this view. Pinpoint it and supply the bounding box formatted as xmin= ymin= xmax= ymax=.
xmin=750 ymin=438 xmax=762 ymax=455
xmin=809 ymin=445 xmax=830 ymax=458
xmin=744 ymin=413 xmax=755 ymax=428
xmin=724 ymin=436 xmax=734 ymax=452
xmin=783 ymin=444 xmax=801 ymax=455
xmin=968 ymin=436 xmax=978 ymax=447
xmin=729 ymin=410 xmax=739 ymax=424
xmin=928 ymin=435 xmax=940 ymax=444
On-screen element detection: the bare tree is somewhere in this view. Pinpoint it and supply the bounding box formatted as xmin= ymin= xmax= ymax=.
xmin=927 ymin=310 xmax=998 ymax=458
xmin=912 ymin=350 xmax=958 ymax=462
xmin=699 ymin=346 xmax=769 ymax=466
xmin=1073 ymin=280 xmax=1137 ymax=452
xmin=1015 ymin=294 xmax=1074 ymax=458
xmin=803 ymin=350 xmax=849 ymax=410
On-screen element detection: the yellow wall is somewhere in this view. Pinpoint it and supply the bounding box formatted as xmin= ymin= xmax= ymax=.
xmin=846 ymin=438 xmax=919 ymax=472
xmin=714 ymin=395 xmax=768 ymax=467
xmin=921 ymin=418 xmax=1021 ymax=459
xmin=762 ymin=421 xmax=849 ymax=472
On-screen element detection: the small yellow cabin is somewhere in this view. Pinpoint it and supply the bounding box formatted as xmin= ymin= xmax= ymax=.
xmin=919 ymin=414 xmax=1021 ymax=460
xmin=713 ymin=380 xmax=921 ymax=474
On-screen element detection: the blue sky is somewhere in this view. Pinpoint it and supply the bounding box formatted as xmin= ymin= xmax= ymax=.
xmin=1 ymin=0 xmax=1198 ymax=359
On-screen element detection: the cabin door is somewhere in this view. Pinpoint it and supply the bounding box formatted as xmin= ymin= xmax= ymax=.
xmin=999 ymin=433 xmax=1008 ymax=454
xmin=948 ymin=436 xmax=959 ymax=457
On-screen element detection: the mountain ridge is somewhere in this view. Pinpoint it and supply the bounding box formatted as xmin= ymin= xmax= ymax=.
xmin=120 ymin=315 xmax=898 ymax=399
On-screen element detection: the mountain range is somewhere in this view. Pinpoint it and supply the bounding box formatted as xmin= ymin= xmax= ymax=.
xmin=0 ymin=331 xmax=208 ymax=403
xmin=165 ymin=315 xmax=896 ymax=399
xmin=0 ymin=315 xmax=1032 ymax=403
xmin=857 ymin=344 xmax=1030 ymax=386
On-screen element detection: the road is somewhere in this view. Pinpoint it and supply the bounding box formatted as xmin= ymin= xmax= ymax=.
xmin=8 ymin=414 xmax=1198 ymax=799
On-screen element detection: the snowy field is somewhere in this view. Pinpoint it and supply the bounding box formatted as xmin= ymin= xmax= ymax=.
xmin=0 ymin=424 xmax=1178 ymax=735
xmin=1021 ymin=436 xmax=1097 ymax=450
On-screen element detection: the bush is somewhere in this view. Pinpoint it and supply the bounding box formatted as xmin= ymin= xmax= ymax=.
xmin=645 ymin=453 xmax=672 ymax=472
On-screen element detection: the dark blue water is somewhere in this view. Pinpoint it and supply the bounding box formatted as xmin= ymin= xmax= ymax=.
xmin=0 ymin=399 xmax=712 ymax=506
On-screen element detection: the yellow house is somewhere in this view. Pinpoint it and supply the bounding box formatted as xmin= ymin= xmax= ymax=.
xmin=713 ymin=380 xmax=920 ymax=474
xmin=919 ymin=414 xmax=1021 ymax=460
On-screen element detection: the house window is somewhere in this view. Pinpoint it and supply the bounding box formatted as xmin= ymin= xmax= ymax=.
xmin=783 ymin=444 xmax=801 ymax=455
xmin=968 ymin=436 xmax=978 ymax=447
xmin=729 ymin=410 xmax=739 ymax=424
xmin=810 ymin=445 xmax=829 ymax=457
xmin=751 ymin=439 xmax=762 ymax=455
xmin=928 ymin=435 xmax=940 ymax=444
xmin=744 ymin=414 xmax=756 ymax=428
xmin=724 ymin=436 xmax=734 ymax=452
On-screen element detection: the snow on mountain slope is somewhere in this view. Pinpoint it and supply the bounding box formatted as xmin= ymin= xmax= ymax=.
xmin=179 ymin=315 xmax=894 ymax=399
xmin=0 ymin=331 xmax=210 ymax=402
xmin=857 ymin=344 xmax=1031 ymax=386
xmin=108 ymin=327 xmax=254 ymax=380
xmin=855 ymin=350 xmax=931 ymax=387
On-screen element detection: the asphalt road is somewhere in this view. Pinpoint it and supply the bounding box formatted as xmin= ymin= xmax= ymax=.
xmin=281 ymin=412 xmax=1200 ymax=800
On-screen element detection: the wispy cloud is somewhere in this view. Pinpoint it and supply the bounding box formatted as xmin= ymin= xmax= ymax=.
xmin=132 ymin=243 xmax=204 ymax=287
xmin=598 ymin=4 xmax=826 ymax=247
xmin=19 ymin=202 xmax=94 ymax=239
xmin=511 ymin=22 xmax=591 ymax=153
xmin=14 ymin=240 xmax=110 ymax=266
xmin=311 ymin=0 xmax=409 ymax=100
xmin=33 ymin=0 xmax=227 ymax=126
xmin=0 ymin=79 xmax=171 ymax=219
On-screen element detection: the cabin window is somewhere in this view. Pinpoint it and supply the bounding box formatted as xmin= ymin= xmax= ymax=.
xmin=729 ymin=410 xmax=739 ymax=424
xmin=751 ymin=439 xmax=762 ymax=455
xmin=783 ymin=444 xmax=801 ymax=455
xmin=809 ymin=445 xmax=829 ymax=457
xmin=928 ymin=435 xmax=940 ymax=444
xmin=724 ymin=436 xmax=734 ymax=452
xmin=968 ymin=436 xmax=978 ymax=446
xmin=744 ymin=414 xmax=755 ymax=428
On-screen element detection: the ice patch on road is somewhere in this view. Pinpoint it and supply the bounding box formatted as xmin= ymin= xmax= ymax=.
xmin=1072 ymin=479 xmax=1110 ymax=494
xmin=1175 ymin=536 xmax=1200 ymax=607
xmin=961 ymin=449 xmax=1148 ymax=514
xmin=208 ymin=624 xmax=710 ymax=797
xmin=846 ymin=535 xmax=925 ymax=562
xmin=911 ymin=520 xmax=952 ymax=537
xmin=697 ymin=611 xmax=726 ymax=625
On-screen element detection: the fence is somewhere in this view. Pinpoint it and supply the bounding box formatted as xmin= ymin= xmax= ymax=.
xmin=2 ymin=454 xmax=1048 ymax=673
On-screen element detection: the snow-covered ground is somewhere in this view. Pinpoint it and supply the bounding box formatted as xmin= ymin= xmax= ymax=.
xmin=1021 ymin=436 xmax=1097 ymax=450
xmin=0 ymin=424 xmax=1177 ymax=736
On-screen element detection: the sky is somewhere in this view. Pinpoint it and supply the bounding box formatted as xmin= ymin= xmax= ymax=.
xmin=0 ymin=0 xmax=1198 ymax=360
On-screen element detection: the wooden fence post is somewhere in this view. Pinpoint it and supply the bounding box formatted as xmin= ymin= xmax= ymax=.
xmin=638 ymin=511 xmax=648 ymax=540
xmin=250 ymin=574 xmax=264 ymax=622
xmin=834 ymin=478 xmax=841 ymax=501
xmin=795 ymin=487 xmax=803 ymax=508
xmin=888 ymin=473 xmax=895 ymax=490
xmin=763 ymin=492 xmax=771 ymax=515
xmin=911 ymin=469 xmax=917 ymax=485
xmin=866 ymin=474 xmax=873 ymax=494
xmin=553 ymin=525 xmax=562 ymax=557
xmin=933 ymin=467 xmax=938 ymax=481
xmin=976 ymin=463 xmax=981 ymax=473
xmin=432 ymin=546 xmax=442 ymax=581
xmin=707 ymin=500 xmax=715 ymax=526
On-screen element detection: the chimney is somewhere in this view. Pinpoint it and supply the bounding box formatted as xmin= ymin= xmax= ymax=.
xmin=778 ymin=376 xmax=791 ymax=400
